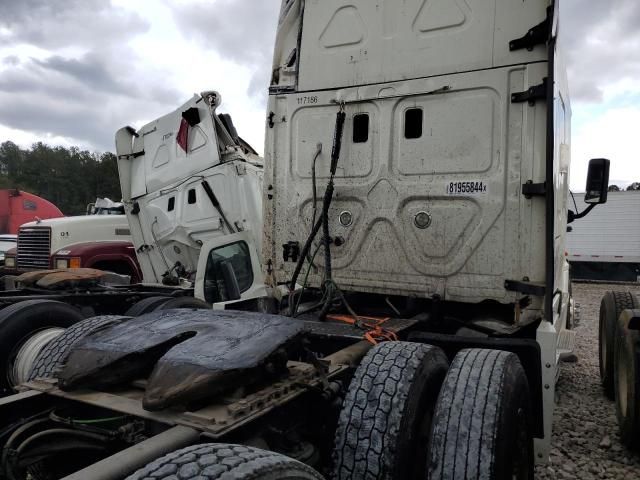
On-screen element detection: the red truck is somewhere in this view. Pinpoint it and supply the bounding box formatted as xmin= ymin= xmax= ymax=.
xmin=0 ymin=189 xmax=63 ymax=234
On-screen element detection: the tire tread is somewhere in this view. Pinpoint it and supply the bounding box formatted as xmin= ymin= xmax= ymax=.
xmin=333 ymin=341 xmax=446 ymax=480
xmin=600 ymin=291 xmax=638 ymax=398
xmin=126 ymin=443 xmax=323 ymax=479
xmin=429 ymin=348 xmax=528 ymax=480
xmin=28 ymin=315 xmax=129 ymax=380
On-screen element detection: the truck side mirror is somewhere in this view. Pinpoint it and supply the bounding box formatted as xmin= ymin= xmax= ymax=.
xmin=584 ymin=158 xmax=610 ymax=205
xmin=220 ymin=260 xmax=242 ymax=301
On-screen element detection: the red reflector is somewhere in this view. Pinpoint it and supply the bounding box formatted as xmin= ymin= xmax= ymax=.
xmin=177 ymin=118 xmax=189 ymax=152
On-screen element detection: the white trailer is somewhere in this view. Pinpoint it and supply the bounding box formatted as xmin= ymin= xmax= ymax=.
xmin=568 ymin=191 xmax=640 ymax=281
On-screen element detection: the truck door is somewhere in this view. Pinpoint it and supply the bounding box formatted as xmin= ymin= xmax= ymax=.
xmin=194 ymin=231 xmax=265 ymax=307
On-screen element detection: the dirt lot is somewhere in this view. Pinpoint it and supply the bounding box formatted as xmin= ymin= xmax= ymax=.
xmin=535 ymin=283 xmax=640 ymax=479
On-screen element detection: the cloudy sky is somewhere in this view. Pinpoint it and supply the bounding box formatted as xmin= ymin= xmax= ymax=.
xmin=0 ymin=0 xmax=638 ymax=190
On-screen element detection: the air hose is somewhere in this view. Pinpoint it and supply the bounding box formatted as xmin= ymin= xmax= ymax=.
xmin=289 ymin=106 xmax=346 ymax=317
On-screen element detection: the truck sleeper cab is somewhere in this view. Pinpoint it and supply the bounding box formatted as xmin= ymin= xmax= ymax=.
xmin=115 ymin=91 xmax=265 ymax=303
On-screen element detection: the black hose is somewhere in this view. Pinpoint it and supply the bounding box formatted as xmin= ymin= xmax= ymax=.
xmin=322 ymin=182 xmax=334 ymax=282
xmin=318 ymin=186 xmax=335 ymax=320
xmin=310 ymin=143 xmax=322 ymax=231
xmin=15 ymin=428 xmax=108 ymax=458
xmin=289 ymin=109 xmax=345 ymax=317
xmin=7 ymin=429 xmax=108 ymax=480
xmin=330 ymin=111 xmax=346 ymax=176
xmin=1 ymin=418 xmax=50 ymax=476
xmin=318 ymin=110 xmax=345 ymax=318
xmin=289 ymin=214 xmax=324 ymax=293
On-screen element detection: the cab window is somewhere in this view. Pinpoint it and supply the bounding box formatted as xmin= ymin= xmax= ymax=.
xmin=203 ymin=241 xmax=253 ymax=303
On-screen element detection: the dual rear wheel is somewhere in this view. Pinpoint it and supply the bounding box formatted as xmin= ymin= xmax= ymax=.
xmin=333 ymin=342 xmax=534 ymax=480
xmin=599 ymin=290 xmax=640 ymax=449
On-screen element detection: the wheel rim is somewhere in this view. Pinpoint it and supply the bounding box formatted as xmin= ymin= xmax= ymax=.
xmin=9 ymin=328 xmax=65 ymax=387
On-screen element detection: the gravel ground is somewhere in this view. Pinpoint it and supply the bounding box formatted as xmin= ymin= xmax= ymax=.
xmin=535 ymin=283 xmax=640 ymax=479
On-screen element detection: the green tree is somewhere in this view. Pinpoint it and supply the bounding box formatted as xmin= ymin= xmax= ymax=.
xmin=0 ymin=141 xmax=122 ymax=215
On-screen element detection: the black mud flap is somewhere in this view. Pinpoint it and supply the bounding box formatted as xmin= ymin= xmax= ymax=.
xmin=59 ymin=309 xmax=305 ymax=411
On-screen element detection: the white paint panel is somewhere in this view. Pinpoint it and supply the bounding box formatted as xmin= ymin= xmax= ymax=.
xmin=393 ymin=89 xmax=497 ymax=175
xmin=298 ymin=0 xmax=548 ymax=91
xmin=264 ymin=65 xmax=550 ymax=302
xmin=292 ymin=104 xmax=377 ymax=179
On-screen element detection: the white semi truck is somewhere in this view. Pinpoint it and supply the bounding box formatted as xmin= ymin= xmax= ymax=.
xmin=0 ymin=1 xmax=611 ymax=479
xmin=115 ymin=91 xmax=265 ymax=303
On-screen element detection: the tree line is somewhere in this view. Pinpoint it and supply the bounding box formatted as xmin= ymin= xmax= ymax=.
xmin=0 ymin=141 xmax=122 ymax=216
xmin=609 ymin=183 xmax=640 ymax=192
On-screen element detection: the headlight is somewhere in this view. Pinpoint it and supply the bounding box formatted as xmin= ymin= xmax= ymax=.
xmin=56 ymin=258 xmax=70 ymax=269
xmin=4 ymin=256 xmax=15 ymax=268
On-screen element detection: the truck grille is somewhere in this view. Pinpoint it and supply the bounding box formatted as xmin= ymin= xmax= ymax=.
xmin=17 ymin=227 xmax=51 ymax=270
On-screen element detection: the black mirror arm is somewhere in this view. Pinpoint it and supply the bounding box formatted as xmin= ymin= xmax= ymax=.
xmin=568 ymin=203 xmax=597 ymax=224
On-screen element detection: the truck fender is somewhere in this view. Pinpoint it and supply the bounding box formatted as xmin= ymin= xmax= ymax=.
xmin=54 ymin=242 xmax=142 ymax=283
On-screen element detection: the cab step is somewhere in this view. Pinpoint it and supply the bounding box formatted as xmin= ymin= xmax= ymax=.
xmin=557 ymin=329 xmax=576 ymax=358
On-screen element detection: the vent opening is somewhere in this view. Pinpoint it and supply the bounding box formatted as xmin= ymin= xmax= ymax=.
xmin=353 ymin=113 xmax=369 ymax=143
xmin=404 ymin=108 xmax=423 ymax=139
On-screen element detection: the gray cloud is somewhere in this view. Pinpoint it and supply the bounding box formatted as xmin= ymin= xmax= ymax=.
xmin=0 ymin=95 xmax=113 ymax=148
xmin=0 ymin=80 xmax=183 ymax=151
xmin=2 ymin=56 xmax=20 ymax=67
xmin=0 ymin=1 xmax=183 ymax=151
xmin=0 ymin=48 xmax=183 ymax=150
xmin=170 ymin=0 xmax=280 ymax=65
xmin=0 ymin=0 xmax=149 ymax=49
xmin=561 ymin=0 xmax=640 ymax=102
xmin=32 ymin=54 xmax=129 ymax=96
xmin=169 ymin=0 xmax=280 ymax=102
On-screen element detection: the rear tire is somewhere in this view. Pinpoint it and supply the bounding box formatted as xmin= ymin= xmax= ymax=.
xmin=28 ymin=315 xmax=130 ymax=381
xmin=0 ymin=300 xmax=84 ymax=393
xmin=127 ymin=443 xmax=324 ymax=480
xmin=333 ymin=341 xmax=449 ymax=480
xmin=600 ymin=291 xmax=638 ymax=399
xmin=154 ymin=297 xmax=211 ymax=311
xmin=428 ymin=349 xmax=533 ymax=480
xmin=614 ymin=312 xmax=640 ymax=449
xmin=124 ymin=296 xmax=171 ymax=316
